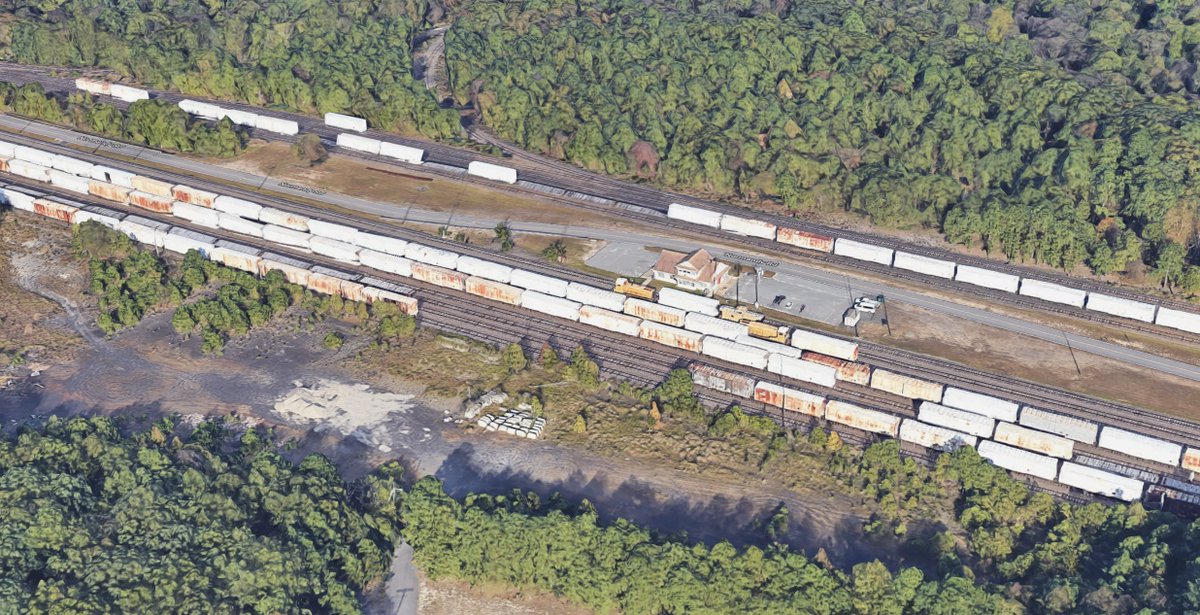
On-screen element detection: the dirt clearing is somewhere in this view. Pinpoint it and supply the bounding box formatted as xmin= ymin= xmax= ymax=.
xmin=0 ymin=213 xmax=88 ymax=377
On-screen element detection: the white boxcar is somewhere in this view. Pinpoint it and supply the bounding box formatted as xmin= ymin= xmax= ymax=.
xmin=870 ymin=369 xmax=944 ymax=402
xmin=379 ymin=142 xmax=425 ymax=165
xmin=579 ymin=305 xmax=641 ymax=337
xmin=918 ymin=402 xmax=996 ymax=438
xmin=899 ymin=419 xmax=978 ymax=452
xmin=0 ymin=140 xmax=16 ymax=158
xmin=789 ymin=329 xmax=858 ymax=361
xmin=260 ymin=260 xmax=311 ymax=286
xmin=825 ymin=400 xmax=901 ymax=437
xmin=639 ymin=320 xmax=703 ymax=351
xmin=359 ymin=249 xmax=413 ymax=277
xmin=623 ymin=298 xmax=686 ymax=327
xmin=509 ymin=268 xmax=569 ymax=297
xmin=766 ymin=353 xmax=838 ymax=388
xmin=172 ymin=202 xmax=221 ymax=228
xmin=1155 ymin=307 xmax=1200 ymax=334
xmin=833 ymin=239 xmax=894 ymax=266
xmin=337 ymin=133 xmax=382 ymax=155
xmin=892 ymin=252 xmax=957 ymax=279
xmin=255 ymin=116 xmax=299 ymax=136
xmin=308 ymin=219 xmax=361 ymax=244
xmin=356 ymin=232 xmax=409 ymax=257
xmin=309 ymin=236 xmax=360 ymax=263
xmin=735 ymin=334 xmax=803 ymax=358
xmin=657 ymin=287 xmax=720 ymax=317
xmin=1058 ymin=462 xmax=1144 ymax=502
xmin=954 ymin=265 xmax=1020 ymax=293
xmin=702 ymin=336 xmax=770 ymax=370
xmin=1 ymin=187 xmax=37 ymax=212
xmin=131 ymin=175 xmax=174 ymax=197
xmin=684 ymin=312 xmax=747 ymax=340
xmin=325 ymin=112 xmax=367 ymax=132
xmin=14 ymin=145 xmax=56 ymax=168
xmin=753 ymin=382 xmax=824 ymax=417
xmin=719 ymin=214 xmax=777 ymax=239
xmin=258 ymin=207 xmax=310 ymax=232
xmin=1085 ymin=293 xmax=1157 ymax=323
xmin=467 ymin=161 xmax=517 ymax=184
xmin=1018 ymin=407 xmax=1098 ymax=445
xmin=75 ymin=78 xmax=110 ymax=96
xmin=941 ymin=387 xmax=1019 ymax=423
xmin=566 ymin=283 xmax=627 ymax=312
xmin=91 ymin=165 xmax=135 ymax=189
xmin=210 ymin=246 xmax=262 ymax=274
xmin=179 ymin=99 xmax=222 ymax=120
xmin=47 ymin=169 xmax=90 ymax=194
xmin=978 ymin=441 xmax=1059 ymax=481
xmin=220 ymin=108 xmax=258 ymax=127
xmin=217 ymin=212 xmax=265 ymax=238
xmin=9 ymin=159 xmax=50 ymax=182
xmin=262 ymin=224 xmax=311 ymax=249
xmin=1097 ymin=427 xmax=1181 ymax=466
xmin=455 ymin=256 xmax=512 ymax=283
xmin=1018 ymin=278 xmax=1087 ymax=308
xmin=404 ymin=244 xmax=459 ymax=270
xmin=520 ymin=291 xmax=580 ymax=321
xmin=667 ymin=203 xmax=722 ymax=228
xmin=993 ymin=422 xmax=1074 ymax=459
xmin=109 ymin=84 xmax=149 ymax=102
xmin=72 ymin=207 xmax=121 ymax=229
xmin=213 ymin=195 xmax=263 ymax=220
xmin=50 ymin=154 xmax=93 ymax=177
xmin=118 ymin=217 xmax=168 ymax=247
xmin=162 ymin=231 xmax=216 ymax=258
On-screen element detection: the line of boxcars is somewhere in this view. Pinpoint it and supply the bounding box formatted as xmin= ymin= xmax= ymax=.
xmin=668 ymin=203 xmax=1200 ymax=336
xmin=691 ymin=359 xmax=1200 ymax=503
xmin=4 ymin=138 xmax=1196 ymax=504
xmin=82 ymin=77 xmax=1195 ymax=334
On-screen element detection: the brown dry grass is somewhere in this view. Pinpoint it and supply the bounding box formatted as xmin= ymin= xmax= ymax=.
xmin=863 ymin=302 xmax=1200 ymax=419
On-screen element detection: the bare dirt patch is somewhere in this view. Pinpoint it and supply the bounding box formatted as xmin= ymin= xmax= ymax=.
xmin=417 ymin=575 xmax=590 ymax=615
xmin=863 ymin=303 xmax=1200 ymax=418
xmin=215 ymin=142 xmax=646 ymax=231
xmin=0 ymin=213 xmax=89 ymax=375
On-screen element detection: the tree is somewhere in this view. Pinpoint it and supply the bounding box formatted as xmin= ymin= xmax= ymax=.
xmin=292 ymin=133 xmax=328 ymax=165
xmin=501 ymin=342 xmax=527 ymax=373
xmin=493 ymin=222 xmax=515 ymax=252
xmin=323 ymin=332 xmax=345 ymax=350
xmin=541 ymin=240 xmax=568 ymax=263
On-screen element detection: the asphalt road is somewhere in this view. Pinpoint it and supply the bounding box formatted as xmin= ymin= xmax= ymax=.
xmin=5 ymin=115 xmax=1200 ymax=382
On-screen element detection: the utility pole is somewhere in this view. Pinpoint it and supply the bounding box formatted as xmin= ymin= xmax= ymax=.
xmin=754 ymin=266 xmax=763 ymax=309
xmin=1062 ymin=331 xmax=1082 ymax=376
xmin=877 ymin=294 xmax=891 ymax=336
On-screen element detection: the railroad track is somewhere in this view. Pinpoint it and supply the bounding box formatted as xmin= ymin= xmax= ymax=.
xmin=2 ymin=65 xmax=1198 ymax=346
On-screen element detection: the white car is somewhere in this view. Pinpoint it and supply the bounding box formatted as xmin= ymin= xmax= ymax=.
xmin=854 ymin=297 xmax=880 ymax=314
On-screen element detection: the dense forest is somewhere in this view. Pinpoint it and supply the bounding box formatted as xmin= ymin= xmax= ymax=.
xmin=6 ymin=411 xmax=1200 ymax=614
xmin=446 ymin=0 xmax=1200 ymax=285
xmin=0 ymin=416 xmax=402 ymax=613
xmin=0 ymin=0 xmax=459 ymax=138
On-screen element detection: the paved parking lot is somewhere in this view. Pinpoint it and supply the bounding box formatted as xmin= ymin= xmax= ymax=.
xmin=585 ymin=242 xmax=661 ymax=277
xmin=586 ymin=243 xmax=861 ymax=328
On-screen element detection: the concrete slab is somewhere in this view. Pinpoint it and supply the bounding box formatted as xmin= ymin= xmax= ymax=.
xmin=585 ymin=242 xmax=660 ymax=277
xmin=723 ymin=271 xmax=850 ymax=327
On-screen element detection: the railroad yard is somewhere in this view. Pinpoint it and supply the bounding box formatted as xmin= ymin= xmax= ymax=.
xmin=1 ymin=102 xmax=1200 ymax=519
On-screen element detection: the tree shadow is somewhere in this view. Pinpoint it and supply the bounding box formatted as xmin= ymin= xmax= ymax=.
xmin=432 ymin=442 xmax=912 ymax=569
